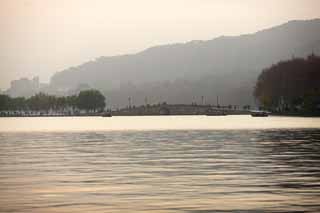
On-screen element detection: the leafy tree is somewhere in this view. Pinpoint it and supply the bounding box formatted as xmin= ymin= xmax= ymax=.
xmin=9 ymin=97 xmax=27 ymax=111
xmin=77 ymin=90 xmax=106 ymax=112
xmin=0 ymin=94 xmax=10 ymax=111
xmin=28 ymin=93 xmax=51 ymax=112
xmin=254 ymin=54 xmax=320 ymax=114
xmin=66 ymin=95 xmax=78 ymax=112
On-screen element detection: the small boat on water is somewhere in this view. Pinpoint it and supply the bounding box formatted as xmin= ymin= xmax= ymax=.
xmin=250 ymin=110 xmax=269 ymax=117
xmin=101 ymin=112 xmax=112 ymax=117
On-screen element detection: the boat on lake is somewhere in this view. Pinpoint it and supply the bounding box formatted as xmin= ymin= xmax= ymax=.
xmin=102 ymin=112 xmax=112 ymax=117
xmin=250 ymin=110 xmax=269 ymax=117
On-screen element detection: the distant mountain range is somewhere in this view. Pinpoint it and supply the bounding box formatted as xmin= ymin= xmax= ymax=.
xmin=9 ymin=19 xmax=320 ymax=108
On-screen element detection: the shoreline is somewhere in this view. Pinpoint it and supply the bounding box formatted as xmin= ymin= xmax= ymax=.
xmin=0 ymin=114 xmax=319 ymax=118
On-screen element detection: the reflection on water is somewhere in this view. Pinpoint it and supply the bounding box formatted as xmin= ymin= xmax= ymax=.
xmin=0 ymin=129 xmax=320 ymax=212
xmin=0 ymin=115 xmax=320 ymax=132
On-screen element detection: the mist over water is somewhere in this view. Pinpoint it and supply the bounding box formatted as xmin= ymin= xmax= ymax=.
xmin=0 ymin=117 xmax=320 ymax=212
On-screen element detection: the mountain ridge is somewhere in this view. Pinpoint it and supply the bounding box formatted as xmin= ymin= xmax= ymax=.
xmin=35 ymin=19 xmax=320 ymax=107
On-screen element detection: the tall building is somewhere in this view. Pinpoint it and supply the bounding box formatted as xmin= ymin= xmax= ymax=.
xmin=6 ymin=77 xmax=40 ymax=97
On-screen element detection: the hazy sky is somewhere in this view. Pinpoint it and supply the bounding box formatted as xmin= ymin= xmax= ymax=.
xmin=1 ymin=0 xmax=320 ymax=89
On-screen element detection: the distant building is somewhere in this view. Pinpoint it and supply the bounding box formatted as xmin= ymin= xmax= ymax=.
xmin=5 ymin=77 xmax=40 ymax=97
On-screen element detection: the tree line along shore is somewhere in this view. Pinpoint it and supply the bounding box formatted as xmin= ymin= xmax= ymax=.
xmin=1 ymin=54 xmax=320 ymax=117
xmin=0 ymin=90 xmax=106 ymax=117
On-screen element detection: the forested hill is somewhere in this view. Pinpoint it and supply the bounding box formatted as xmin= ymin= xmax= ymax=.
xmin=49 ymin=19 xmax=320 ymax=107
xmin=254 ymin=54 xmax=320 ymax=115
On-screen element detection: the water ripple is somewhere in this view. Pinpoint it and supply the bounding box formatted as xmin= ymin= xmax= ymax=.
xmin=0 ymin=129 xmax=320 ymax=212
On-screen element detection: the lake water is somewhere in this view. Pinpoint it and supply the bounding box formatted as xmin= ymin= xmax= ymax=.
xmin=0 ymin=116 xmax=320 ymax=212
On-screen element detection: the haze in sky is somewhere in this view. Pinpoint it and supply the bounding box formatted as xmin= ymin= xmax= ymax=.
xmin=1 ymin=0 xmax=320 ymax=89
